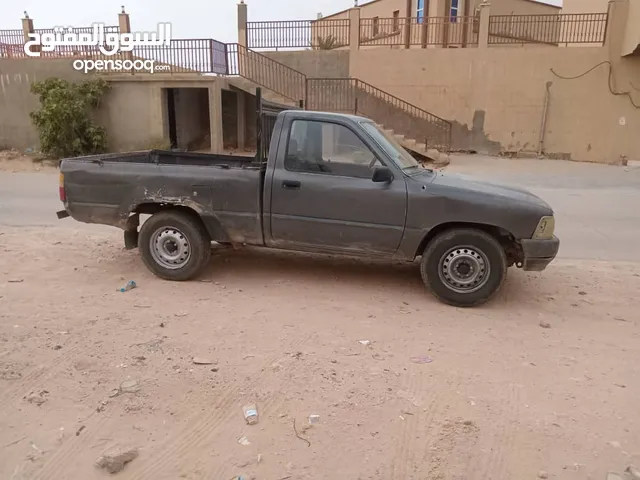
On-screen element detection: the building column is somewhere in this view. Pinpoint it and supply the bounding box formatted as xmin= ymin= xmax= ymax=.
xmin=349 ymin=7 xmax=361 ymax=52
xmin=118 ymin=7 xmax=131 ymax=33
xmin=21 ymin=14 xmax=36 ymax=55
xmin=605 ymin=0 xmax=628 ymax=58
xmin=236 ymin=91 xmax=246 ymax=151
xmin=477 ymin=1 xmax=491 ymax=49
xmin=209 ymin=82 xmax=224 ymax=153
xmin=118 ymin=7 xmax=133 ymax=63
xmin=238 ymin=1 xmax=248 ymax=48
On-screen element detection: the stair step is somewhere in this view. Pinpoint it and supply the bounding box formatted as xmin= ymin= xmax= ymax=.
xmin=227 ymin=77 xmax=298 ymax=108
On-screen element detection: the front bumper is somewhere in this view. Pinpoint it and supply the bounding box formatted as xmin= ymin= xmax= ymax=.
xmin=520 ymin=236 xmax=560 ymax=271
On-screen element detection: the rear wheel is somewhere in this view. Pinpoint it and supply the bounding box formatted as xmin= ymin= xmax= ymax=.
xmin=139 ymin=210 xmax=211 ymax=281
xmin=420 ymin=228 xmax=507 ymax=307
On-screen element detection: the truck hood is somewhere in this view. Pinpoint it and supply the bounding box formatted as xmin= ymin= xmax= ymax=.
xmin=414 ymin=170 xmax=553 ymax=214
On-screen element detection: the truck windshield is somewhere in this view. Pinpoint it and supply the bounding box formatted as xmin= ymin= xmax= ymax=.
xmin=361 ymin=122 xmax=420 ymax=170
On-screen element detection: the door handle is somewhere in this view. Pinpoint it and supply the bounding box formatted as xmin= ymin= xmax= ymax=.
xmin=282 ymin=180 xmax=301 ymax=190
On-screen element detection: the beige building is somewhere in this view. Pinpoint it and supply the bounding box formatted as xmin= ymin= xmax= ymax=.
xmin=1 ymin=0 xmax=639 ymax=165
xmin=312 ymin=0 xmax=562 ymax=48
xmin=562 ymin=0 xmax=610 ymax=13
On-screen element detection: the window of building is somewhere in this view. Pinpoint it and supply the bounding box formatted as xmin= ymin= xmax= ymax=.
xmin=450 ymin=0 xmax=459 ymax=22
xmin=372 ymin=16 xmax=380 ymax=36
xmin=285 ymin=120 xmax=382 ymax=179
xmin=416 ymin=0 xmax=425 ymax=24
xmin=393 ymin=10 xmax=400 ymax=30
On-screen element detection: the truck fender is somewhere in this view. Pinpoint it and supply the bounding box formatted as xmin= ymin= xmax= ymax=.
xmin=131 ymin=203 xmax=231 ymax=244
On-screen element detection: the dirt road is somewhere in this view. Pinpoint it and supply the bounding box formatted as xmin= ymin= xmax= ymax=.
xmin=1 ymin=156 xmax=639 ymax=479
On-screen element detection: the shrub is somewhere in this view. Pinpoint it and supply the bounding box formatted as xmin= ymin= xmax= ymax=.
xmin=30 ymin=78 xmax=110 ymax=159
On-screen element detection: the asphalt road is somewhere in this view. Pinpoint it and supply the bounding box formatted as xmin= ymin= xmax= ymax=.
xmin=1 ymin=156 xmax=639 ymax=262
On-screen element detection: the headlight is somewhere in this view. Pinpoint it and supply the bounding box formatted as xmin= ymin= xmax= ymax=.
xmin=533 ymin=216 xmax=555 ymax=239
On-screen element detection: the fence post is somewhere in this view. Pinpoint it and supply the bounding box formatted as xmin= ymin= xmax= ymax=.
xmin=21 ymin=13 xmax=36 ymax=55
xmin=238 ymin=1 xmax=248 ymax=48
xmin=478 ymin=1 xmax=491 ymax=48
xmin=348 ymin=7 xmax=360 ymax=51
xmin=118 ymin=7 xmax=134 ymax=68
xmin=118 ymin=7 xmax=131 ymax=34
xmin=404 ymin=0 xmax=411 ymax=49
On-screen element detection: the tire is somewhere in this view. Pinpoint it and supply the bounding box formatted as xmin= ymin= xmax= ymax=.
xmin=420 ymin=228 xmax=507 ymax=308
xmin=138 ymin=210 xmax=211 ymax=281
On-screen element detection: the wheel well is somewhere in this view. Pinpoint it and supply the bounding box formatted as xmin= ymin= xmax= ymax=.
xmin=416 ymin=222 xmax=520 ymax=265
xmin=132 ymin=203 xmax=219 ymax=241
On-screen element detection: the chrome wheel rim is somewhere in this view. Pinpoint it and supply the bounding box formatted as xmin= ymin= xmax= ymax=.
xmin=150 ymin=227 xmax=191 ymax=269
xmin=438 ymin=245 xmax=490 ymax=294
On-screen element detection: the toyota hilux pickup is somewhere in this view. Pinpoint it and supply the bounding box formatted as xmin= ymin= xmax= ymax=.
xmin=57 ymin=109 xmax=559 ymax=307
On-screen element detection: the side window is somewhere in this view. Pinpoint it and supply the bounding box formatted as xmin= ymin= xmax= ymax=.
xmin=285 ymin=120 xmax=382 ymax=179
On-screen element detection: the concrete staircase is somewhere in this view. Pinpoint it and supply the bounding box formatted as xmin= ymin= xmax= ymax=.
xmin=224 ymin=43 xmax=452 ymax=162
xmin=381 ymin=128 xmax=451 ymax=168
xmin=226 ymin=77 xmax=300 ymax=109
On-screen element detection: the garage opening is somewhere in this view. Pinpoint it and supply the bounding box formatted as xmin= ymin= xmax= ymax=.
xmin=164 ymin=87 xmax=211 ymax=151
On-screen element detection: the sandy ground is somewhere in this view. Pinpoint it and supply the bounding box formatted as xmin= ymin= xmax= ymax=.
xmin=1 ymin=154 xmax=640 ymax=480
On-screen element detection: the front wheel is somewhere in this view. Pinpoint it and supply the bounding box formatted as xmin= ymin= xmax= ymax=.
xmin=138 ymin=210 xmax=211 ymax=281
xmin=420 ymin=228 xmax=507 ymax=307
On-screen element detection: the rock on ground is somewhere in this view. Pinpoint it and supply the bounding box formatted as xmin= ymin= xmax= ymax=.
xmin=95 ymin=446 xmax=139 ymax=474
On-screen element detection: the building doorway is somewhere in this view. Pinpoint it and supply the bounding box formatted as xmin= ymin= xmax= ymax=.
xmin=163 ymin=87 xmax=211 ymax=151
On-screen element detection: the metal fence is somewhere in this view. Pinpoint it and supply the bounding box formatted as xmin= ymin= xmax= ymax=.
xmin=359 ymin=16 xmax=479 ymax=48
xmin=488 ymin=13 xmax=608 ymax=45
xmin=0 ymin=29 xmax=26 ymax=57
xmin=131 ymin=38 xmax=227 ymax=74
xmin=227 ymin=43 xmax=306 ymax=103
xmin=247 ymin=19 xmax=350 ymax=50
xmin=307 ymin=78 xmax=452 ymax=152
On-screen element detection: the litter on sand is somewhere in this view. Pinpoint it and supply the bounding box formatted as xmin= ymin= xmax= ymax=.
xmin=410 ymin=355 xmax=433 ymax=364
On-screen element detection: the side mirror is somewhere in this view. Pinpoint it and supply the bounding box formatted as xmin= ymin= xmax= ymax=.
xmin=372 ymin=166 xmax=393 ymax=183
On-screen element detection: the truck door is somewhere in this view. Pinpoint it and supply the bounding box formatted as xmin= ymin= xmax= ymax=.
xmin=268 ymin=118 xmax=407 ymax=255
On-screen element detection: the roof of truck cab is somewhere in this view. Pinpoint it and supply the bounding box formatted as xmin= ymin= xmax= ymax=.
xmin=281 ymin=110 xmax=372 ymax=123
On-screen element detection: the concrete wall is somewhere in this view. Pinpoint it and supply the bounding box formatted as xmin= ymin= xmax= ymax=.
xmin=264 ymin=51 xmax=350 ymax=78
xmin=562 ymin=0 xmax=610 ymax=13
xmin=349 ymin=47 xmax=640 ymax=163
xmin=486 ymin=0 xmax=561 ymax=15
xmin=99 ymin=77 xmax=221 ymax=152
xmin=622 ymin=0 xmax=640 ymax=55
xmin=97 ymin=80 xmax=165 ymax=152
xmin=0 ymin=58 xmax=87 ymax=149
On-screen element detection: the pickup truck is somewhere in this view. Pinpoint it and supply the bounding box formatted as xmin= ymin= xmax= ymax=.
xmin=57 ymin=109 xmax=559 ymax=307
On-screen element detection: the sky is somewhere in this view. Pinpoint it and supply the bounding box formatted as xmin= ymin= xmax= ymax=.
xmin=1 ymin=0 xmax=563 ymax=44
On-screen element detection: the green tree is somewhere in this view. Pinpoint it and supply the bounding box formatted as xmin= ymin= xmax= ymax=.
xmin=30 ymin=77 xmax=110 ymax=158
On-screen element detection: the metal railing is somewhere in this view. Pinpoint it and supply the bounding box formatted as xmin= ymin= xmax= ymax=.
xmin=226 ymin=43 xmax=306 ymax=103
xmin=1 ymin=29 xmax=27 ymax=57
xmin=307 ymin=78 xmax=452 ymax=152
xmin=132 ymin=38 xmax=227 ymax=74
xmin=488 ymin=13 xmax=608 ymax=46
xmin=359 ymin=16 xmax=479 ymax=48
xmin=247 ymin=19 xmax=350 ymax=50
xmin=0 ymin=29 xmax=24 ymax=45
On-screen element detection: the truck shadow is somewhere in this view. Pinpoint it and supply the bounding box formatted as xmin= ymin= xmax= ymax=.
xmin=200 ymin=246 xmax=532 ymax=306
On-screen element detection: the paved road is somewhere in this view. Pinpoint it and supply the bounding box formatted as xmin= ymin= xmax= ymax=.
xmin=1 ymin=156 xmax=639 ymax=261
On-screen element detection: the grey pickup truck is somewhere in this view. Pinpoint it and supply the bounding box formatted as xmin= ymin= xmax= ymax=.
xmin=57 ymin=109 xmax=559 ymax=307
